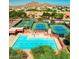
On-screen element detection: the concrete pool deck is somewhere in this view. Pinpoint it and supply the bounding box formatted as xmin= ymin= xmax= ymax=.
xmin=53 ymin=37 xmax=62 ymax=50
xmin=9 ymin=33 xmax=21 ymax=47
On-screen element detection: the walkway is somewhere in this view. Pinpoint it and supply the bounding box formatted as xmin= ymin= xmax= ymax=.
xmin=23 ymin=50 xmax=34 ymax=59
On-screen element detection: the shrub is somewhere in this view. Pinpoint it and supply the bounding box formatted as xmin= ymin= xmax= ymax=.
xmin=32 ymin=45 xmax=70 ymax=59
xmin=9 ymin=48 xmax=27 ymax=59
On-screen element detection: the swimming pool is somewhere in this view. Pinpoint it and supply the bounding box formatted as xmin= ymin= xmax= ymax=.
xmin=50 ymin=25 xmax=69 ymax=36
xmin=12 ymin=35 xmax=58 ymax=50
xmin=32 ymin=23 xmax=48 ymax=30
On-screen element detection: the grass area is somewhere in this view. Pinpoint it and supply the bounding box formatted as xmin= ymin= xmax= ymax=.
xmin=9 ymin=48 xmax=27 ymax=59
xmin=32 ymin=45 xmax=70 ymax=59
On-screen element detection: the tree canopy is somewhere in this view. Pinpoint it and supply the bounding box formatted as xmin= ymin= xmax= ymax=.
xmin=42 ymin=12 xmax=51 ymax=16
xmin=65 ymin=33 xmax=70 ymax=40
xmin=9 ymin=10 xmax=27 ymax=19
xmin=32 ymin=45 xmax=70 ymax=59
xmin=9 ymin=48 xmax=27 ymax=59
xmin=9 ymin=10 xmax=17 ymax=19
xmin=54 ymin=13 xmax=64 ymax=19
xmin=64 ymin=33 xmax=70 ymax=46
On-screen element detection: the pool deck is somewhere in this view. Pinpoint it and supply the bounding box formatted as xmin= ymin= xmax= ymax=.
xmin=53 ymin=37 xmax=62 ymax=50
xmin=9 ymin=33 xmax=21 ymax=47
xmin=59 ymin=37 xmax=67 ymax=48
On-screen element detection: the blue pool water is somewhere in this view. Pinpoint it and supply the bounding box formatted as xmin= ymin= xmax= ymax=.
xmin=10 ymin=0 xmax=70 ymax=6
xmin=12 ymin=35 xmax=58 ymax=50
xmin=51 ymin=25 xmax=69 ymax=36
